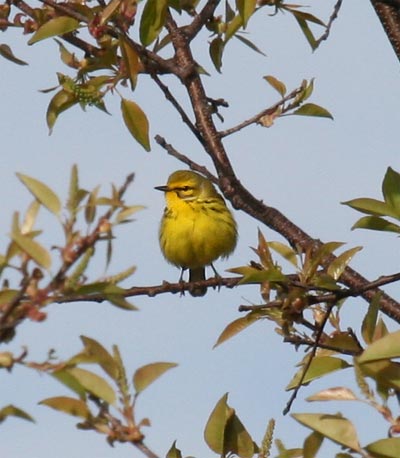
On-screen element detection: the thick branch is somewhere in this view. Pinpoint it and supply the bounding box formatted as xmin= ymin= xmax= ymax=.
xmin=371 ymin=0 xmax=400 ymax=61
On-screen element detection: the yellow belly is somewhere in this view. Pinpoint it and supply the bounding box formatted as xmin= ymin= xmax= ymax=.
xmin=159 ymin=199 xmax=237 ymax=269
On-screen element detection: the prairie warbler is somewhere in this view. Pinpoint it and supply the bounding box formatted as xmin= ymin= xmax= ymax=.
xmin=155 ymin=170 xmax=237 ymax=296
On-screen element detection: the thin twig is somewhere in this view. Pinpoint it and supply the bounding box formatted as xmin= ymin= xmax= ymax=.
xmin=155 ymin=135 xmax=218 ymax=184
xmin=37 ymin=0 xmax=89 ymax=23
xmin=314 ymin=0 xmax=343 ymax=48
xmin=151 ymin=75 xmax=202 ymax=142
xmin=55 ymin=276 xmax=241 ymax=303
xmin=218 ymin=87 xmax=303 ymax=138
xmin=283 ymin=302 xmax=335 ymax=415
xmin=283 ymin=334 xmax=363 ymax=356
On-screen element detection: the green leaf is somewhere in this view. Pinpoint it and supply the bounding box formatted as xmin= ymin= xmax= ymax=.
xmin=10 ymin=232 xmax=51 ymax=269
xmin=120 ymin=36 xmax=140 ymax=90
xmin=303 ymin=431 xmax=323 ymax=458
xmin=46 ymin=89 xmax=77 ymax=134
xmin=365 ymin=437 xmax=400 ymax=458
xmin=209 ymin=36 xmax=224 ymax=73
xmin=361 ymin=293 xmax=381 ymax=345
xmin=133 ymin=362 xmax=178 ymax=393
xmin=66 ymin=367 xmax=116 ymax=405
xmin=80 ymin=336 xmax=120 ymax=380
xmin=121 ymin=98 xmax=151 ymax=151
xmin=291 ymin=413 xmax=361 ymax=452
xmin=236 ymin=0 xmax=256 ymax=28
xmin=228 ymin=265 xmax=287 ymax=284
xmin=39 ymin=396 xmax=90 ymax=419
xmin=52 ymin=369 xmax=87 ymax=399
xmin=382 ymin=167 xmax=400 ymax=213
xmin=358 ymin=330 xmax=400 ymax=363
xmin=286 ymin=356 xmax=351 ymax=390
xmin=106 ymin=294 xmax=138 ymax=311
xmin=0 ymin=405 xmax=35 ymax=423
xmin=343 ymin=197 xmax=400 ymax=218
xmin=115 ymin=205 xmax=145 ymax=224
xmin=204 ymin=393 xmax=234 ymax=455
xmin=16 ymin=173 xmax=61 ymax=215
xmin=204 ymin=393 xmax=256 ymax=458
xmin=268 ymin=241 xmax=298 ymax=267
xmin=327 ymin=246 xmax=362 ymax=280
xmin=351 ymin=215 xmax=400 ymax=233
xmin=0 ymin=44 xmax=28 ymax=65
xmin=264 ymin=75 xmax=286 ymax=97
xmin=166 ymin=441 xmax=183 ymax=458
xmin=139 ymin=0 xmax=168 ymax=46
xmin=293 ymin=103 xmax=333 ymax=119
xmin=234 ymin=34 xmax=265 ymax=56
xmin=28 ymin=17 xmax=80 ymax=45
xmin=213 ymin=313 xmax=260 ymax=348
xmin=225 ymin=14 xmax=243 ymax=42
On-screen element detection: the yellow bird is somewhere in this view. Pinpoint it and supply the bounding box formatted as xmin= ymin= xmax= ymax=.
xmin=155 ymin=170 xmax=237 ymax=296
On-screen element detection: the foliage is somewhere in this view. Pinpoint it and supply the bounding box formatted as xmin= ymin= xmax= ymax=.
xmin=0 ymin=1 xmax=399 ymax=458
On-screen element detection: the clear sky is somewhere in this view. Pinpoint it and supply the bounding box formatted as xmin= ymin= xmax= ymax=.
xmin=1 ymin=1 xmax=400 ymax=457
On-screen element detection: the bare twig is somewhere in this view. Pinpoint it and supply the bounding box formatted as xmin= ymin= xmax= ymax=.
xmin=155 ymin=135 xmax=218 ymax=184
xmin=314 ymin=0 xmax=344 ymax=48
xmin=151 ymin=75 xmax=201 ymax=142
xmin=283 ymin=301 xmax=335 ymax=414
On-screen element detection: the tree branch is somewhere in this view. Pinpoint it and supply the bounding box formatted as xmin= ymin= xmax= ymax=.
xmin=371 ymin=0 xmax=400 ymax=61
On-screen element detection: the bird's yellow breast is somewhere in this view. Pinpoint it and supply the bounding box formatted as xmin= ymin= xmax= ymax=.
xmin=159 ymin=193 xmax=237 ymax=269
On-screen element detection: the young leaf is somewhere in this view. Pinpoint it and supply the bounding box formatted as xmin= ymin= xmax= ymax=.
xmin=39 ymin=396 xmax=91 ymax=419
xmin=121 ymin=98 xmax=150 ymax=151
xmin=303 ymin=431 xmax=324 ymax=458
xmin=236 ymin=0 xmax=257 ymax=28
xmin=264 ymin=75 xmax=286 ymax=97
xmin=327 ymin=246 xmax=362 ymax=280
xmin=16 ymin=173 xmax=61 ymax=216
xmin=80 ymin=336 xmax=120 ymax=380
xmin=46 ymin=89 xmax=77 ymax=134
xmin=234 ymin=34 xmax=265 ymax=56
xmin=0 ymin=405 xmax=35 ymax=423
xmin=204 ymin=393 xmax=234 ymax=454
xmin=307 ymin=387 xmax=358 ymax=402
xmin=365 ymin=437 xmax=400 ymax=458
xmin=133 ymin=362 xmax=178 ymax=393
xmin=213 ymin=313 xmax=260 ymax=348
xmin=286 ymin=356 xmax=351 ymax=390
xmin=342 ymin=197 xmax=399 ymax=218
xmin=166 ymin=441 xmax=183 ymax=458
xmin=358 ymin=330 xmax=400 ymax=363
xmin=361 ymin=293 xmax=381 ymax=345
xmin=351 ymin=216 xmax=400 ymax=233
xmin=382 ymin=167 xmax=400 ymax=214
xmin=139 ymin=0 xmax=168 ymax=46
xmin=0 ymin=44 xmax=28 ymax=66
xmin=120 ymin=37 xmax=141 ymax=90
xmin=66 ymin=367 xmax=116 ymax=405
xmin=10 ymin=232 xmax=51 ymax=269
xmin=293 ymin=103 xmax=333 ymax=119
xmin=28 ymin=17 xmax=80 ymax=45
xmin=291 ymin=413 xmax=361 ymax=452
xmin=209 ymin=36 xmax=224 ymax=73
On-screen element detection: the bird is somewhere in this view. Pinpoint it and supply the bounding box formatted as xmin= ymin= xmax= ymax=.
xmin=155 ymin=170 xmax=237 ymax=296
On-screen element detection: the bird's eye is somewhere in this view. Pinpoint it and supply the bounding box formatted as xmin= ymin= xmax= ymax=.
xmin=181 ymin=186 xmax=191 ymax=191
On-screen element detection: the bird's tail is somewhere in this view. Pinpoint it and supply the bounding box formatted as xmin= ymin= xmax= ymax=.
xmin=189 ymin=267 xmax=207 ymax=297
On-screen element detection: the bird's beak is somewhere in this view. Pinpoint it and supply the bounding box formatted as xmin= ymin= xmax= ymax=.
xmin=154 ymin=185 xmax=169 ymax=192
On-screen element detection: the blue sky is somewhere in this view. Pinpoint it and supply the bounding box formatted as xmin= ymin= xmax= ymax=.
xmin=1 ymin=1 xmax=400 ymax=457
